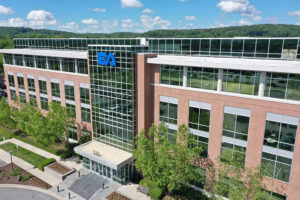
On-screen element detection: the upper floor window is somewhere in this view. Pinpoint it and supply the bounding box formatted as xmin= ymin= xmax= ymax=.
xmin=3 ymin=54 xmax=14 ymax=65
xmin=187 ymin=67 xmax=218 ymax=91
xmin=77 ymin=59 xmax=88 ymax=74
xmin=62 ymin=58 xmax=75 ymax=73
xmin=160 ymin=65 xmax=183 ymax=86
xmin=39 ymin=80 xmax=47 ymax=95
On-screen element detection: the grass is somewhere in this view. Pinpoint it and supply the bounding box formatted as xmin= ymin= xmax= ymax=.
xmin=0 ymin=142 xmax=48 ymax=167
xmin=0 ymin=126 xmax=61 ymax=156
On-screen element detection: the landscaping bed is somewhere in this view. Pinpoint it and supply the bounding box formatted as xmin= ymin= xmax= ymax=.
xmin=0 ymin=163 xmax=51 ymax=189
xmin=106 ymin=191 xmax=132 ymax=200
xmin=48 ymin=162 xmax=72 ymax=175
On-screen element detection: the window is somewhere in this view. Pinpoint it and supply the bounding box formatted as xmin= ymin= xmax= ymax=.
xmin=263 ymin=120 xmax=297 ymax=152
xmin=66 ymin=103 xmax=76 ymax=118
xmin=14 ymin=55 xmax=23 ymax=66
xmin=265 ymin=73 xmax=300 ymax=101
xmin=81 ymin=107 xmax=91 ymax=123
xmin=222 ymin=70 xmax=260 ymax=95
xmin=51 ymin=82 xmax=60 ymax=98
xmin=221 ymin=142 xmax=246 ymax=167
xmin=83 ymin=157 xmax=90 ymax=169
xmin=65 ymin=85 xmax=75 ymax=101
xmin=160 ymin=65 xmax=183 ymax=86
xmin=80 ymin=87 xmax=90 ymax=104
xmin=187 ymin=67 xmax=218 ymax=90
xmin=159 ymin=102 xmax=178 ymax=125
xmin=261 ymin=152 xmax=292 ymax=182
xmin=10 ymin=90 xmax=16 ymax=100
xmin=223 ymin=113 xmax=250 ymax=141
xmin=19 ymin=91 xmax=26 ymax=103
xmin=24 ymin=55 xmax=34 ymax=67
xmin=190 ymin=135 xmax=209 ymax=158
xmin=68 ymin=126 xmax=78 ymax=140
xmin=8 ymin=75 xmax=14 ymax=87
xmin=17 ymin=76 xmax=24 ymax=90
xmin=35 ymin=56 xmax=47 ymax=69
xmin=189 ymin=167 xmax=206 ymax=189
xmin=48 ymin=57 xmax=60 ymax=71
xmin=27 ymin=78 xmax=35 ymax=92
xmin=39 ymin=80 xmax=47 ymax=94
xmin=29 ymin=94 xmax=37 ymax=106
xmin=77 ymin=59 xmax=88 ymax=74
xmin=4 ymin=54 xmax=14 ymax=64
xmin=62 ymin=58 xmax=75 ymax=73
xmin=40 ymin=97 xmax=48 ymax=110
xmin=261 ymin=190 xmax=286 ymax=200
xmin=189 ymin=107 xmax=210 ymax=132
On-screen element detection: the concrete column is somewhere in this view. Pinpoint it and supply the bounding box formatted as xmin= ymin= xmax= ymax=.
xmin=59 ymin=58 xmax=63 ymax=72
xmin=33 ymin=56 xmax=37 ymax=68
xmin=45 ymin=57 xmax=49 ymax=70
xmin=258 ymin=72 xmax=266 ymax=97
xmin=217 ymin=69 xmax=223 ymax=92
xmin=75 ymin=59 xmax=78 ymax=74
xmin=183 ymin=66 xmax=188 ymax=87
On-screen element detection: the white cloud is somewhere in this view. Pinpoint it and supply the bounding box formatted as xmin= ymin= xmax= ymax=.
xmin=238 ymin=18 xmax=252 ymax=25
xmin=81 ymin=18 xmax=98 ymax=25
xmin=83 ymin=19 xmax=119 ymax=33
xmin=0 ymin=5 xmax=13 ymax=14
xmin=185 ymin=16 xmax=196 ymax=21
xmin=121 ymin=0 xmax=143 ymax=8
xmin=26 ymin=10 xmax=57 ymax=27
xmin=0 ymin=18 xmax=27 ymax=27
xmin=140 ymin=15 xmax=171 ymax=30
xmin=142 ymin=8 xmax=153 ymax=13
xmin=288 ymin=10 xmax=300 ymax=17
xmin=217 ymin=0 xmax=255 ymax=14
xmin=264 ymin=17 xmax=279 ymax=24
xmin=58 ymin=21 xmax=80 ymax=32
xmin=89 ymin=8 xmax=106 ymax=13
xmin=121 ymin=18 xmax=138 ymax=31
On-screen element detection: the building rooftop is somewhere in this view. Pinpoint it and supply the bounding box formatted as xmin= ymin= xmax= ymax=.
xmin=0 ymin=49 xmax=87 ymax=59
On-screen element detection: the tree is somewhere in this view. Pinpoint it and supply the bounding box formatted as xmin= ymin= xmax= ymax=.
xmin=134 ymin=122 xmax=202 ymax=194
xmin=46 ymin=102 xmax=75 ymax=148
xmin=207 ymin=155 xmax=269 ymax=200
xmin=0 ymin=99 xmax=16 ymax=128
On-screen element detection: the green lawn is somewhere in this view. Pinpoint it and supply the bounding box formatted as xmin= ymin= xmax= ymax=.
xmin=0 ymin=142 xmax=48 ymax=167
xmin=0 ymin=127 xmax=14 ymax=140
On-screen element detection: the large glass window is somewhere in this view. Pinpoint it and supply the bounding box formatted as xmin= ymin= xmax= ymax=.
xmin=265 ymin=73 xmax=300 ymax=101
xmin=66 ymin=103 xmax=76 ymax=118
xmin=48 ymin=57 xmax=60 ymax=71
xmin=3 ymin=54 xmax=14 ymax=65
xmin=14 ymin=54 xmax=23 ymax=66
xmin=80 ymin=87 xmax=90 ymax=104
xmin=39 ymin=80 xmax=47 ymax=94
xmin=40 ymin=97 xmax=48 ymax=110
xmin=19 ymin=91 xmax=26 ymax=103
xmin=35 ymin=56 xmax=47 ymax=69
xmin=10 ymin=90 xmax=16 ymax=101
xmin=77 ymin=59 xmax=88 ymax=74
xmin=189 ymin=167 xmax=206 ymax=189
xmin=51 ymin=82 xmax=60 ymax=98
xmin=65 ymin=85 xmax=75 ymax=101
xmin=81 ymin=107 xmax=91 ymax=123
xmin=261 ymin=190 xmax=286 ymax=200
xmin=159 ymin=102 xmax=178 ymax=125
xmin=8 ymin=75 xmax=15 ymax=87
xmin=221 ymin=142 xmax=246 ymax=167
xmin=189 ymin=107 xmax=210 ymax=132
xmin=17 ymin=76 xmax=24 ymax=90
xmin=24 ymin=55 xmax=34 ymax=67
xmin=187 ymin=67 xmax=218 ymax=90
xmin=263 ymin=120 xmax=297 ymax=152
xmin=160 ymin=65 xmax=183 ymax=86
xmin=27 ymin=78 xmax=35 ymax=92
xmin=223 ymin=113 xmax=250 ymax=141
xmin=261 ymin=152 xmax=292 ymax=182
xmin=222 ymin=70 xmax=260 ymax=95
xmin=62 ymin=58 xmax=75 ymax=73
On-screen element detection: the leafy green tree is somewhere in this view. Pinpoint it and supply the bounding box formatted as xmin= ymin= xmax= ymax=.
xmin=0 ymin=99 xmax=16 ymax=128
xmin=134 ymin=122 xmax=202 ymax=194
xmin=12 ymin=99 xmax=35 ymax=134
xmin=46 ymin=102 xmax=75 ymax=148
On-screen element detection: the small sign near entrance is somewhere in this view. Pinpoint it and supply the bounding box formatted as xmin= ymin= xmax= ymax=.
xmin=97 ymin=52 xmax=116 ymax=67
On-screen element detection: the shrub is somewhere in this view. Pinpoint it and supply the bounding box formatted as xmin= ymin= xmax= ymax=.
xmin=10 ymin=168 xmax=21 ymax=176
xmin=79 ymin=134 xmax=91 ymax=144
xmin=150 ymin=187 xmax=165 ymax=200
xmin=38 ymin=158 xmax=56 ymax=171
xmin=140 ymin=177 xmax=159 ymax=188
xmin=20 ymin=174 xmax=33 ymax=182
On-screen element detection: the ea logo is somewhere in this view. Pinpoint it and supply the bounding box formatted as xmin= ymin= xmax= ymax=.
xmin=97 ymin=52 xmax=116 ymax=67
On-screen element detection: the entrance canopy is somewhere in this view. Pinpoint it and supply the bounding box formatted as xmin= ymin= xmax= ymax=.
xmin=74 ymin=140 xmax=134 ymax=170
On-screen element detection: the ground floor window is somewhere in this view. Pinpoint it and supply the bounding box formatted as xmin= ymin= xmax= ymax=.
xmin=68 ymin=126 xmax=78 ymax=141
xmin=83 ymin=157 xmax=90 ymax=169
xmin=189 ymin=167 xmax=206 ymax=189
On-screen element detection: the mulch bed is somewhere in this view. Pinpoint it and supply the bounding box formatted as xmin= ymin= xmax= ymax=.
xmin=106 ymin=191 xmax=132 ymax=200
xmin=48 ymin=162 xmax=72 ymax=175
xmin=0 ymin=163 xmax=51 ymax=189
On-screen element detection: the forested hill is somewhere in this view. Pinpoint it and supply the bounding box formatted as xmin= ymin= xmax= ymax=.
xmin=0 ymin=24 xmax=300 ymax=39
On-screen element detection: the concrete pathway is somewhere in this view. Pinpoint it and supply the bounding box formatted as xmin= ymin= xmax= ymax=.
xmin=117 ymin=183 xmax=151 ymax=200
xmin=0 ymin=184 xmax=64 ymax=200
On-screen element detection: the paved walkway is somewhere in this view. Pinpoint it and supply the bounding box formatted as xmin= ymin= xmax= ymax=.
xmin=117 ymin=184 xmax=151 ymax=200
xmin=0 ymin=184 xmax=64 ymax=200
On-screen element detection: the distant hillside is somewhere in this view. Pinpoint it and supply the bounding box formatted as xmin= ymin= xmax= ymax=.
xmin=0 ymin=24 xmax=299 ymax=38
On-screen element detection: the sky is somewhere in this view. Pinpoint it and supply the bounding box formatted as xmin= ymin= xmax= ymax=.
xmin=0 ymin=0 xmax=299 ymax=33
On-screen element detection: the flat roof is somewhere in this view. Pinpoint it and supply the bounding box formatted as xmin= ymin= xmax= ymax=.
xmin=74 ymin=140 xmax=133 ymax=170
xmin=147 ymin=55 xmax=300 ymax=74
xmin=0 ymin=49 xmax=87 ymax=59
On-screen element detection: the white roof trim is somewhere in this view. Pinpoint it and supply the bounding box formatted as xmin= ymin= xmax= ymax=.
xmin=147 ymin=55 xmax=300 ymax=74
xmin=0 ymin=49 xmax=87 ymax=59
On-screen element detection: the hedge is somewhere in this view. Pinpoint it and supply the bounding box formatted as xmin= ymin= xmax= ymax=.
xmin=38 ymin=158 xmax=56 ymax=171
xmin=150 ymin=187 xmax=165 ymax=200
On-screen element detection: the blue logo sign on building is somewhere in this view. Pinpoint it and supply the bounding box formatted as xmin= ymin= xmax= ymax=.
xmin=97 ymin=52 xmax=116 ymax=67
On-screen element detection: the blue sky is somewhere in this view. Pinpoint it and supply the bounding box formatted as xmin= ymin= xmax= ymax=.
xmin=0 ymin=0 xmax=299 ymax=33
